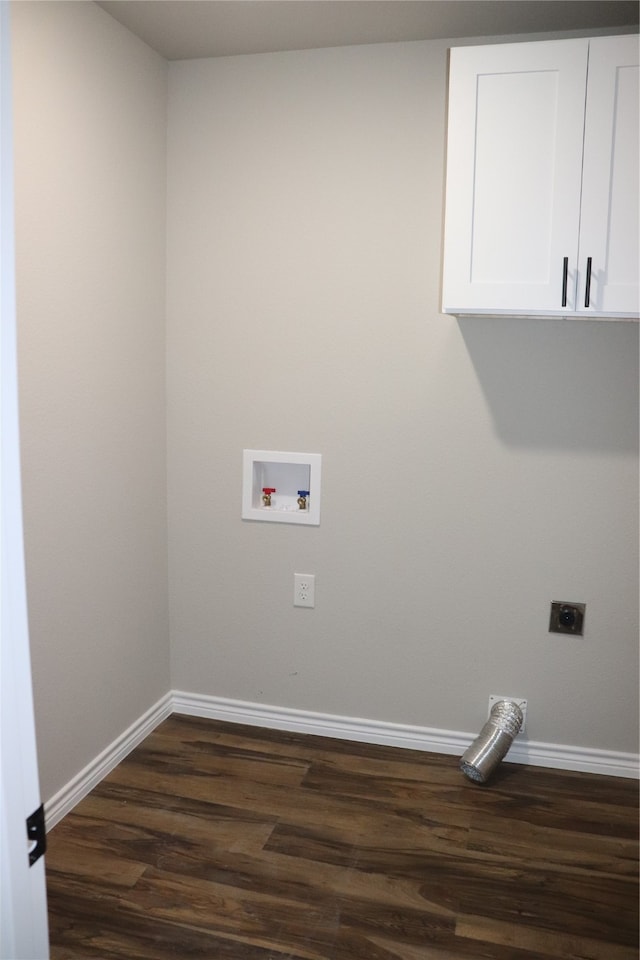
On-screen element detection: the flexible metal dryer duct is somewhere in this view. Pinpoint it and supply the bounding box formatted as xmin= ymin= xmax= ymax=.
xmin=460 ymin=700 xmax=523 ymax=783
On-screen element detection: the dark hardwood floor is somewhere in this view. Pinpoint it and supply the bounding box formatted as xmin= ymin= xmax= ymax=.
xmin=45 ymin=714 xmax=639 ymax=959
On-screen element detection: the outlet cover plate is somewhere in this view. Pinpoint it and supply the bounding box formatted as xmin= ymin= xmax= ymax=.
xmin=294 ymin=573 xmax=315 ymax=608
xmin=488 ymin=696 xmax=527 ymax=734
xmin=549 ymin=601 xmax=585 ymax=635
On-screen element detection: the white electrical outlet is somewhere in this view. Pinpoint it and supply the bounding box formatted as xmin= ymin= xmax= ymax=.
xmin=294 ymin=573 xmax=315 ymax=608
xmin=488 ymin=695 xmax=527 ymax=733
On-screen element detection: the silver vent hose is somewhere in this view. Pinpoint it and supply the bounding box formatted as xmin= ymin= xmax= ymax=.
xmin=460 ymin=700 xmax=523 ymax=784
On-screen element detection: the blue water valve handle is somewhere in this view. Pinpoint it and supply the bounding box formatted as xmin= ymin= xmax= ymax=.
xmin=297 ymin=491 xmax=310 ymax=497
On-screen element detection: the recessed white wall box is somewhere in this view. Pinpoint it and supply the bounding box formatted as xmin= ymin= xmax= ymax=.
xmin=242 ymin=450 xmax=321 ymax=525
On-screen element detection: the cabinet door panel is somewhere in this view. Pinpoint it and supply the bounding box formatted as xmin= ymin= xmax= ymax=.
xmin=442 ymin=40 xmax=588 ymax=314
xmin=578 ymin=36 xmax=639 ymax=316
xmin=472 ymin=70 xmax=557 ymax=285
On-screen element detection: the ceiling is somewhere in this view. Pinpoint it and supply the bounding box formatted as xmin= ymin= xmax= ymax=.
xmin=95 ymin=1 xmax=639 ymax=60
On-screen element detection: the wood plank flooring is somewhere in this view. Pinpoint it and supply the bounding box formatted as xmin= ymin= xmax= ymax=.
xmin=45 ymin=715 xmax=639 ymax=959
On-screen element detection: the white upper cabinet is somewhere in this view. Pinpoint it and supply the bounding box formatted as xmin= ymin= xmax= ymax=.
xmin=579 ymin=36 xmax=639 ymax=316
xmin=441 ymin=35 xmax=639 ymax=319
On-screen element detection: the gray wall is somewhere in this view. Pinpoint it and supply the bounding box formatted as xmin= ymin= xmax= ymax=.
xmin=12 ymin=1 xmax=170 ymax=801
xmin=12 ymin=1 xmax=639 ymax=804
xmin=166 ymin=40 xmax=639 ymax=753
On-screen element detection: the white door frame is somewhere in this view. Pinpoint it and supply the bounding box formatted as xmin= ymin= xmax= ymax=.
xmin=1 ymin=2 xmax=50 ymax=956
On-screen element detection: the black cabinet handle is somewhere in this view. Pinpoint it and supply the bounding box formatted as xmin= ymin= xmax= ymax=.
xmin=584 ymin=256 xmax=592 ymax=308
xmin=27 ymin=804 xmax=46 ymax=867
xmin=561 ymin=257 xmax=568 ymax=307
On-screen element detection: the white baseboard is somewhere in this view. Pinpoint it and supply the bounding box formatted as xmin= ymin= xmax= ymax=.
xmin=172 ymin=690 xmax=640 ymax=780
xmin=44 ymin=692 xmax=172 ymax=830
xmin=45 ymin=689 xmax=639 ymax=829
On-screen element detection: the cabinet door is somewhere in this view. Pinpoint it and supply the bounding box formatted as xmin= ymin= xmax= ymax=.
xmin=578 ymin=35 xmax=639 ymax=317
xmin=442 ymin=39 xmax=588 ymax=314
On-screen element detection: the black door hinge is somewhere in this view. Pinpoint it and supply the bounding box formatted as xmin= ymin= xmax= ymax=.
xmin=26 ymin=803 xmax=46 ymax=866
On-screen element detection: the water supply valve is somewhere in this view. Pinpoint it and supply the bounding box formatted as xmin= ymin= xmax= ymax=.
xmin=262 ymin=487 xmax=276 ymax=507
